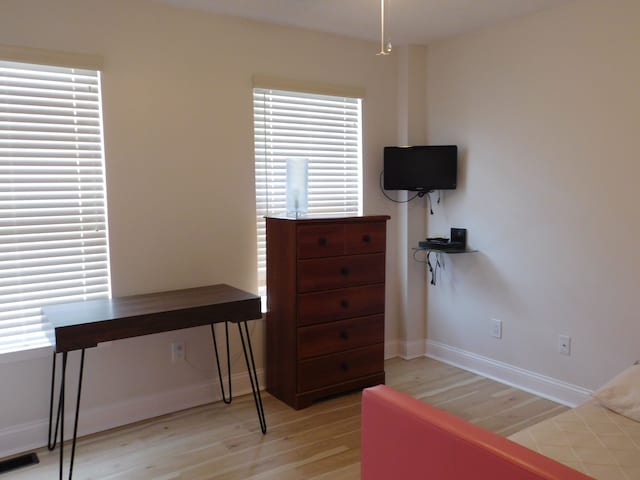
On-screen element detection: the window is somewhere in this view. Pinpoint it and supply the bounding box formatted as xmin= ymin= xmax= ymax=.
xmin=253 ymin=87 xmax=363 ymax=296
xmin=0 ymin=60 xmax=110 ymax=354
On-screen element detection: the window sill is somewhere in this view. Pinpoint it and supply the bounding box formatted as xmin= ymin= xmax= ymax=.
xmin=0 ymin=345 xmax=52 ymax=364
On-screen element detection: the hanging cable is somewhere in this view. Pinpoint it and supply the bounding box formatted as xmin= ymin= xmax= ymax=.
xmin=379 ymin=171 xmax=419 ymax=203
xmin=376 ymin=0 xmax=392 ymax=55
xmin=426 ymin=192 xmax=434 ymax=214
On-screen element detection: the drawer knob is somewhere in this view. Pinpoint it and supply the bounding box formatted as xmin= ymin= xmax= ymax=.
xmin=318 ymin=236 xmax=328 ymax=246
xmin=340 ymin=362 xmax=350 ymax=371
xmin=340 ymin=266 xmax=350 ymax=276
xmin=362 ymin=234 xmax=372 ymax=243
xmin=340 ymin=330 xmax=349 ymax=340
xmin=340 ymin=299 xmax=350 ymax=309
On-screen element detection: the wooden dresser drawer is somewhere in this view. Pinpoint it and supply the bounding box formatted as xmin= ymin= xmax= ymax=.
xmin=298 ymin=344 xmax=384 ymax=392
xmin=297 ymin=253 xmax=385 ymax=292
xmin=297 ymin=224 xmax=344 ymax=259
xmin=297 ymin=284 xmax=385 ymax=326
xmin=297 ymin=221 xmax=387 ymax=259
xmin=345 ymin=222 xmax=386 ymax=255
xmin=298 ymin=315 xmax=384 ymax=359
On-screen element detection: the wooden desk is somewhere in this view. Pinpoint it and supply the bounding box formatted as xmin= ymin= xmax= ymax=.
xmin=43 ymin=284 xmax=265 ymax=480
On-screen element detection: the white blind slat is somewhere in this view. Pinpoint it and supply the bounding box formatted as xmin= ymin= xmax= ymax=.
xmin=253 ymin=87 xmax=362 ymax=293
xmin=0 ymin=59 xmax=110 ymax=354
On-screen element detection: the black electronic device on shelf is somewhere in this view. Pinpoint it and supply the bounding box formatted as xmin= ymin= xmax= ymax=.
xmin=450 ymin=227 xmax=467 ymax=249
xmin=419 ymin=228 xmax=467 ymax=251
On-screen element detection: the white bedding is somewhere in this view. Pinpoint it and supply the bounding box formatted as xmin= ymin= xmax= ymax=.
xmin=509 ymin=400 xmax=640 ymax=480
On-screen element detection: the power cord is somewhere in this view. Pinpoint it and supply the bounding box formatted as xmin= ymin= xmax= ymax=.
xmin=379 ymin=171 xmax=420 ymax=203
xmin=379 ymin=171 xmax=442 ymax=215
xmin=413 ymin=248 xmax=443 ymax=285
xmin=425 ymin=191 xmax=443 ymax=215
xmin=427 ymin=251 xmax=443 ymax=285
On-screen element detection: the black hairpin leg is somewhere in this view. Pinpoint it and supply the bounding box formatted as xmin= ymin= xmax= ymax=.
xmin=210 ymin=322 xmax=232 ymax=404
xmin=59 ymin=352 xmax=66 ymax=480
xmin=237 ymin=321 xmax=267 ymax=434
xmin=48 ymin=353 xmax=62 ymax=451
xmin=68 ymin=349 xmax=85 ymax=479
xmin=47 ymin=350 xmax=85 ymax=480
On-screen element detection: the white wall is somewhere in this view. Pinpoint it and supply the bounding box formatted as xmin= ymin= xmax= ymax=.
xmin=424 ymin=0 xmax=640 ymax=397
xmin=0 ymin=0 xmax=399 ymax=457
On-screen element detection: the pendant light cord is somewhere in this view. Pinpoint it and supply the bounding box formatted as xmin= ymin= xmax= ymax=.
xmin=377 ymin=0 xmax=391 ymax=55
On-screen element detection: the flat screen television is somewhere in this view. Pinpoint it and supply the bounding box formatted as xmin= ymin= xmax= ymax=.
xmin=383 ymin=145 xmax=457 ymax=192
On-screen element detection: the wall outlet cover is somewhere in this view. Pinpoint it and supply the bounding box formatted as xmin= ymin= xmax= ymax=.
xmin=490 ymin=318 xmax=502 ymax=339
xmin=171 ymin=342 xmax=185 ymax=362
xmin=558 ymin=335 xmax=571 ymax=355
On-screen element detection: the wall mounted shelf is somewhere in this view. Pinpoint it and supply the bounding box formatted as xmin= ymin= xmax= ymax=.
xmin=412 ymin=247 xmax=477 ymax=285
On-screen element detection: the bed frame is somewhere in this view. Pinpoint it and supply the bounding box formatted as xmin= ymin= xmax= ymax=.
xmin=361 ymin=385 xmax=594 ymax=480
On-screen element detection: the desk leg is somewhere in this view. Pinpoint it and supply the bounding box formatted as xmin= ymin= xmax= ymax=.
xmin=59 ymin=352 xmax=67 ymax=480
xmin=237 ymin=321 xmax=267 ymax=434
xmin=48 ymin=353 xmax=62 ymax=451
xmin=210 ymin=322 xmax=232 ymax=404
xmin=68 ymin=349 xmax=85 ymax=479
xmin=47 ymin=350 xmax=85 ymax=480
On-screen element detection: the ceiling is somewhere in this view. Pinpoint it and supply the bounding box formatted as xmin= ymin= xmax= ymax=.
xmin=154 ymin=0 xmax=573 ymax=46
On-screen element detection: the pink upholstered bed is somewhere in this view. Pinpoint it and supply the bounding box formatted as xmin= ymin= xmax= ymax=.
xmin=361 ymin=385 xmax=594 ymax=480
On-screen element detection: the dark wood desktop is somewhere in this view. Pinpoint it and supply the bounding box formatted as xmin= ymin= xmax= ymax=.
xmin=47 ymin=284 xmax=261 ymax=352
xmin=43 ymin=284 xmax=265 ymax=480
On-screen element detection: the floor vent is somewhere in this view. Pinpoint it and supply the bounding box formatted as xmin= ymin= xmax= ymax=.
xmin=0 ymin=452 xmax=39 ymax=474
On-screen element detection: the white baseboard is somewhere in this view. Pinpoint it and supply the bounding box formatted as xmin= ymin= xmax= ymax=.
xmin=425 ymin=340 xmax=591 ymax=407
xmin=399 ymin=340 xmax=426 ymax=360
xmin=0 ymin=369 xmax=264 ymax=460
xmin=384 ymin=340 xmax=400 ymax=359
xmin=385 ymin=340 xmax=425 ymax=360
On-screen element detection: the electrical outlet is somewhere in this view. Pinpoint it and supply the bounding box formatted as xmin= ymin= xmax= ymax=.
xmin=171 ymin=342 xmax=185 ymax=362
xmin=558 ymin=335 xmax=571 ymax=355
xmin=490 ymin=318 xmax=502 ymax=339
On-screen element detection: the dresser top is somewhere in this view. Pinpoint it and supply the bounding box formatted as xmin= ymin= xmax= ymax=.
xmin=266 ymin=215 xmax=390 ymax=224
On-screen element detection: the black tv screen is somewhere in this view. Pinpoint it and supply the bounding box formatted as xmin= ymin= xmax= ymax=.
xmin=383 ymin=145 xmax=457 ymax=192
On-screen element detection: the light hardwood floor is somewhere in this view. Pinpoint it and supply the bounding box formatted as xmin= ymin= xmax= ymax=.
xmin=6 ymin=358 xmax=567 ymax=479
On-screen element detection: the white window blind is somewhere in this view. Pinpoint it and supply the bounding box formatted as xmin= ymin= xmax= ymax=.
xmin=0 ymin=60 xmax=111 ymax=354
xmin=253 ymin=88 xmax=363 ymax=294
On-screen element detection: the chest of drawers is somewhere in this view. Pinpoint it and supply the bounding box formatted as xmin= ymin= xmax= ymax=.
xmin=265 ymin=215 xmax=389 ymax=409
